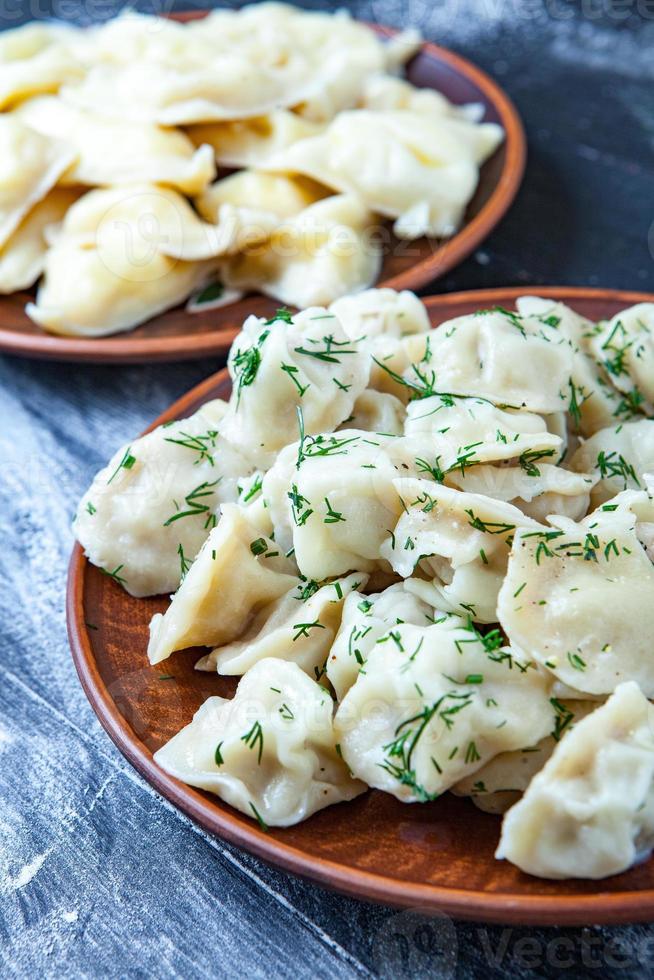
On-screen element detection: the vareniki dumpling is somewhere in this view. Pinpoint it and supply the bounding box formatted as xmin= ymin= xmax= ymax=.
xmin=148 ymin=504 xmax=298 ymax=665
xmin=0 ymin=21 xmax=85 ymax=109
xmin=406 ymin=309 xmax=575 ymax=413
xmin=221 ymin=194 xmax=382 ymax=309
xmin=154 ymin=658 xmax=366 ymax=827
xmin=496 ymin=682 xmax=654 ymax=879
xmin=265 ymin=109 xmax=502 ymax=238
xmin=26 ymin=185 xmax=224 ymax=337
xmin=335 ymin=620 xmax=553 ymax=802
xmin=326 ymin=581 xmax=444 ymax=700
xmin=186 ymin=111 xmax=325 ymax=169
xmin=15 ymin=95 xmax=216 ymax=194
xmin=197 ymin=572 xmax=367 ymax=681
xmin=74 ymin=400 xmax=251 ymax=597
xmin=0 ymin=188 xmax=79 ymax=294
xmin=0 ymin=116 xmax=76 ymax=248
xmin=220 ymin=306 xmax=370 ymax=468
xmin=497 ymin=494 xmax=654 ymax=696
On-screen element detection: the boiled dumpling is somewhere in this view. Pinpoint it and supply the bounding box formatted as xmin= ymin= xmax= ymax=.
xmin=221 ymin=194 xmax=382 ymax=308
xmin=26 ymin=185 xmax=224 ymax=337
xmin=15 ymin=95 xmax=216 ymax=194
xmin=453 ymin=699 xmax=597 ymax=814
xmin=196 ymin=571 xmax=367 ymax=681
xmin=186 ymin=111 xmax=325 ymax=169
xmin=447 ymin=463 xmax=596 ymax=523
xmin=399 ymin=309 xmax=575 ymax=413
xmin=0 ymin=188 xmax=79 ymax=294
xmin=326 ymin=581 xmax=447 ymax=700
xmin=220 ymin=306 xmax=370 ymax=468
xmin=264 ymin=431 xmax=410 ymax=581
xmin=195 ymin=171 xmax=326 ymax=225
xmin=496 ymin=682 xmax=654 ymax=879
xmin=154 ymin=658 xmax=366 ymax=827
xmin=0 ymin=21 xmax=85 ymax=109
xmin=588 ymin=304 xmax=654 ymax=410
xmin=516 ymin=295 xmax=646 ymax=434
xmin=403 ymin=395 xmax=563 ymax=473
xmin=148 ymin=504 xmax=298 ymax=665
xmin=334 ymin=620 xmax=553 ymax=802
xmin=51 ymin=182 xmax=265 ymax=261
xmin=342 ymin=389 xmax=406 ymax=436
xmin=60 ymin=51 xmax=319 ymax=126
xmin=265 ymin=109 xmax=502 ymax=238
xmin=382 ymin=478 xmax=542 ymax=622
xmin=568 ymin=418 xmax=654 ymax=506
xmin=0 ymin=116 xmax=76 ymax=249
xmin=74 ymin=400 xmax=252 ymax=598
xmin=329 ymin=287 xmax=430 ymax=341
xmin=497 ymin=494 xmax=654 ymax=696
xmin=360 ymin=74 xmax=483 ymax=122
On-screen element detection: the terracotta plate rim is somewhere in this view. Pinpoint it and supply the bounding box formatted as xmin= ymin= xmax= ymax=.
xmin=0 ymin=17 xmax=526 ymax=364
xmin=67 ymin=286 xmax=654 ymax=925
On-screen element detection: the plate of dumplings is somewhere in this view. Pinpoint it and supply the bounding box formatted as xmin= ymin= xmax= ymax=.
xmin=68 ymin=284 xmax=654 ymax=924
xmin=0 ymin=5 xmax=524 ymax=362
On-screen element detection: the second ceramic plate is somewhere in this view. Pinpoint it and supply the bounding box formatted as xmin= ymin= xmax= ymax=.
xmin=67 ymin=286 xmax=654 ymax=925
xmin=0 ymin=16 xmax=525 ymax=363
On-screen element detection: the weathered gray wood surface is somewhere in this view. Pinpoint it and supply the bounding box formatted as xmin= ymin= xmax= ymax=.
xmin=1 ymin=2 xmax=654 ymax=977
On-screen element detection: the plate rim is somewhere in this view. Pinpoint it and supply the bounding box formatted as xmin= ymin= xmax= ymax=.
xmin=67 ymin=285 xmax=654 ymax=925
xmin=0 ymin=17 xmax=526 ymax=364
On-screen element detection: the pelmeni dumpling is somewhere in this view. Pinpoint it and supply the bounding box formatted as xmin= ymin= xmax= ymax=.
xmin=196 ymin=571 xmax=366 ymax=680
xmin=0 ymin=116 xmax=76 ymax=248
xmin=0 ymin=21 xmax=85 ymax=109
xmin=496 ymin=682 xmax=654 ymax=879
xmin=220 ymin=307 xmax=370 ymax=468
xmin=52 ymin=182 xmax=264 ymax=262
xmin=195 ymin=170 xmax=327 ymax=225
xmin=453 ymin=699 xmax=597 ymax=814
xmin=569 ymin=419 xmax=654 ymax=506
xmin=265 ymin=109 xmax=501 ymax=238
xmin=403 ymin=395 xmax=563 ymax=473
xmin=326 ymin=581 xmax=446 ymax=701
xmin=342 ymin=390 xmax=406 ymax=436
xmin=0 ymin=188 xmax=79 ymax=294
xmin=329 ymin=287 xmax=431 ymax=341
xmin=516 ymin=295 xmax=646 ymax=434
xmin=60 ymin=49 xmax=320 ymax=126
xmin=360 ymin=74 xmax=482 ymax=119
xmin=14 ymin=95 xmax=216 ymax=194
xmin=382 ymin=478 xmax=542 ymax=622
xmin=154 ymin=658 xmax=366 ymax=827
xmin=335 ymin=621 xmax=553 ymax=802
xmin=268 ymin=431 xmax=410 ymax=581
xmin=74 ymin=400 xmax=252 ymax=598
xmin=221 ymin=194 xmax=382 ymax=309
xmin=403 ymin=309 xmax=575 ymax=413
xmin=186 ymin=111 xmax=325 ymax=169
xmin=588 ymin=304 xmax=654 ymax=410
xmin=447 ymin=463 xmax=596 ymax=523
xmin=148 ymin=504 xmax=298 ymax=665
xmin=498 ymin=495 xmax=654 ymax=696
xmin=26 ymin=185 xmax=224 ymax=337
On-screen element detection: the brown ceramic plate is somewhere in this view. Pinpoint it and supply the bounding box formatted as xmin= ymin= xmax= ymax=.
xmin=1 ymin=15 xmax=525 ymax=364
xmin=67 ymin=287 xmax=654 ymax=924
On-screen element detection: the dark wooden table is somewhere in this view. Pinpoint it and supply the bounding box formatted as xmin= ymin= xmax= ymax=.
xmin=1 ymin=2 xmax=653 ymax=977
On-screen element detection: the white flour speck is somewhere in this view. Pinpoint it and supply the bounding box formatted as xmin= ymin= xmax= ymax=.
xmin=2 ymin=849 xmax=51 ymax=895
